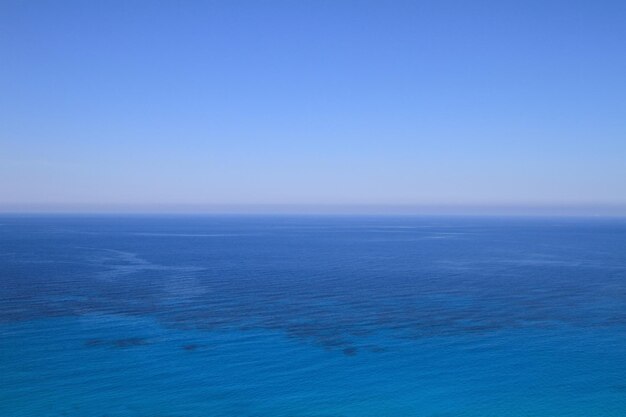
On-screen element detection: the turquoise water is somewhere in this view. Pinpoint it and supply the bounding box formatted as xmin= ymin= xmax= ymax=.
xmin=1 ymin=216 xmax=626 ymax=416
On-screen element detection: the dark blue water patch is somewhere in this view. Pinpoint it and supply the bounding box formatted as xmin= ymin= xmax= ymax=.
xmin=85 ymin=337 xmax=151 ymax=348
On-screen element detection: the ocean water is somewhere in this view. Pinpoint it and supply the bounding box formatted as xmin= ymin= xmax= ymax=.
xmin=1 ymin=215 xmax=626 ymax=417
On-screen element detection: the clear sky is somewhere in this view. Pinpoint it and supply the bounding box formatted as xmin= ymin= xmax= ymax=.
xmin=1 ymin=1 xmax=625 ymax=214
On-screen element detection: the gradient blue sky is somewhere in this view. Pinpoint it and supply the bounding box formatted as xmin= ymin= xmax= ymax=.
xmin=1 ymin=0 xmax=625 ymax=213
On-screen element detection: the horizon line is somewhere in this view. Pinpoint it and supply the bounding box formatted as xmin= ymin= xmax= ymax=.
xmin=2 ymin=203 xmax=626 ymax=217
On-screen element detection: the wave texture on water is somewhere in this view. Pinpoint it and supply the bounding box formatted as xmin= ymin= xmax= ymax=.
xmin=1 ymin=216 xmax=626 ymax=416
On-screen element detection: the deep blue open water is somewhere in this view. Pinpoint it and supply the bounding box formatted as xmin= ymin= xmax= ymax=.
xmin=1 ymin=215 xmax=626 ymax=416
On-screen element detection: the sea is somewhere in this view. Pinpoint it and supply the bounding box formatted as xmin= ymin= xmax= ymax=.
xmin=1 ymin=215 xmax=626 ymax=416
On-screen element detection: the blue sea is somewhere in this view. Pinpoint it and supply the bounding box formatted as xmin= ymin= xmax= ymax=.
xmin=1 ymin=215 xmax=626 ymax=416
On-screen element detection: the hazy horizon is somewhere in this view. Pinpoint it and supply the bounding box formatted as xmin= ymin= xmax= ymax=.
xmin=2 ymin=203 xmax=626 ymax=217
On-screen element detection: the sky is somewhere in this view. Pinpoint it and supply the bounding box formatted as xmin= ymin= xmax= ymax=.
xmin=1 ymin=0 xmax=625 ymax=214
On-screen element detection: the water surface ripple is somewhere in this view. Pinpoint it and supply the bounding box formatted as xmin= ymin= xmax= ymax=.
xmin=1 ymin=216 xmax=625 ymax=416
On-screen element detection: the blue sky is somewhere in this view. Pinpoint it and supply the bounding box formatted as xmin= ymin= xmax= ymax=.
xmin=1 ymin=1 xmax=625 ymax=213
